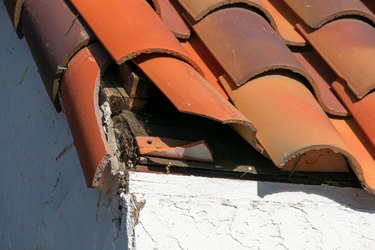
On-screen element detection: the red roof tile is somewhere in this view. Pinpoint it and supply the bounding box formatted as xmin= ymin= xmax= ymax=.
xmin=152 ymin=0 xmax=191 ymax=39
xmin=332 ymin=79 xmax=375 ymax=151
xmin=221 ymin=73 xmax=353 ymax=172
xmin=284 ymin=0 xmax=375 ymax=28
xmin=135 ymin=136 xmax=214 ymax=162
xmin=298 ymin=19 xmax=375 ymax=99
xmin=60 ymin=43 xmax=111 ymax=187
xmin=192 ymin=8 xmax=310 ymax=87
xmin=259 ymin=0 xmax=306 ymax=46
xmin=20 ymin=0 xmax=92 ymax=110
xmin=293 ymin=48 xmax=348 ymax=117
xmin=69 ymin=0 xmax=200 ymax=72
xmin=177 ymin=0 xmax=274 ymax=25
xmin=4 ymin=0 xmax=375 ymax=193
xmin=133 ymin=54 xmax=261 ymax=151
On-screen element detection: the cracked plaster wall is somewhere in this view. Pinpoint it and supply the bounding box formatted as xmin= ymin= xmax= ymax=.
xmin=129 ymin=172 xmax=375 ymax=250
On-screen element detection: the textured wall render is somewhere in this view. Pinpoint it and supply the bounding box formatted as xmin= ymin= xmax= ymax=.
xmin=129 ymin=172 xmax=375 ymax=250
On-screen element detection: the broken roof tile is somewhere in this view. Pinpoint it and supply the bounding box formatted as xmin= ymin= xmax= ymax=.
xmin=60 ymin=43 xmax=112 ymax=187
xmin=284 ymin=0 xmax=375 ymax=28
xmin=135 ymin=136 xmax=214 ymax=162
xmin=133 ymin=54 xmax=262 ymax=152
xmin=21 ymin=0 xmax=93 ymax=111
xmin=69 ymin=0 xmax=200 ymax=73
xmin=298 ymin=19 xmax=375 ymax=99
xmin=282 ymin=149 xmax=349 ymax=173
xmin=192 ymin=8 xmax=310 ymax=87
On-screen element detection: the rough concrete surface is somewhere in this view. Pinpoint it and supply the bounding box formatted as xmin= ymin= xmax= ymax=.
xmin=129 ymin=172 xmax=375 ymax=250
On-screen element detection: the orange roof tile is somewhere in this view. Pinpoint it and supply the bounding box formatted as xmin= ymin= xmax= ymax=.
xmin=284 ymin=0 xmax=375 ymax=28
xmin=298 ymin=19 xmax=375 ymax=99
xmin=60 ymin=43 xmax=111 ymax=187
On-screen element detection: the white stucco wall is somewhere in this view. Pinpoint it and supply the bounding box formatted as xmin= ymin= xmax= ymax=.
xmin=128 ymin=172 xmax=375 ymax=250
xmin=1 ymin=2 xmax=375 ymax=250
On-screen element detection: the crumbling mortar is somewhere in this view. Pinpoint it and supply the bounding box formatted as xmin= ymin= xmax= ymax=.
xmin=99 ymin=86 xmax=141 ymax=248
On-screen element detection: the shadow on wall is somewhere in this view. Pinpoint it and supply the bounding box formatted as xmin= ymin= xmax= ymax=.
xmin=257 ymin=181 xmax=375 ymax=213
xmin=0 ymin=3 xmax=127 ymax=249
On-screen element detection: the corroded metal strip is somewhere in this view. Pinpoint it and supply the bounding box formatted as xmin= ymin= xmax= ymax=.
xmin=284 ymin=0 xmax=375 ymax=28
xmin=21 ymin=0 xmax=93 ymax=110
xmin=133 ymin=54 xmax=262 ymax=152
xmin=69 ymin=0 xmax=201 ymax=73
xmin=60 ymin=43 xmax=112 ymax=187
xmin=297 ymin=19 xmax=375 ymax=99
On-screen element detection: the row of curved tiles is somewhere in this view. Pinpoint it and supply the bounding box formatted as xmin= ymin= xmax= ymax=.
xmin=3 ymin=0 xmax=375 ymax=193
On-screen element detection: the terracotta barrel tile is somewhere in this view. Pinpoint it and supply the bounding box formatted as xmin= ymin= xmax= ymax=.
xmin=69 ymin=0 xmax=201 ymax=73
xmin=132 ymin=54 xmax=262 ymax=152
xmin=135 ymin=136 xmax=214 ymax=162
xmin=331 ymin=118 xmax=375 ymax=194
xmin=192 ymin=8 xmax=311 ymax=88
xmin=21 ymin=0 xmax=93 ymax=111
xmin=284 ymin=0 xmax=375 ymax=28
xmin=61 ymin=43 xmax=112 ymax=187
xmin=177 ymin=0 xmax=275 ymax=26
xmin=332 ymin=79 xmax=375 ymax=151
xmin=3 ymin=0 xmax=24 ymax=36
xmin=221 ymin=73 xmax=355 ymax=173
xmin=293 ymin=49 xmax=348 ymax=117
xmin=259 ymin=0 xmax=306 ymax=46
xmin=298 ymin=19 xmax=375 ymax=99
xmin=151 ymin=0 xmax=191 ymax=39
xmin=282 ymin=149 xmax=349 ymax=173
xmin=181 ymin=38 xmax=228 ymax=98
